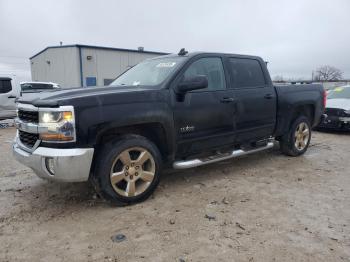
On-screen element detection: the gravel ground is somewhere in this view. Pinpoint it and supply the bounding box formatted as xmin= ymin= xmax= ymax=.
xmin=0 ymin=127 xmax=349 ymax=262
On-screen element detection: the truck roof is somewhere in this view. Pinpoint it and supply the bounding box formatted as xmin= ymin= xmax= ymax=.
xmin=150 ymin=51 xmax=264 ymax=61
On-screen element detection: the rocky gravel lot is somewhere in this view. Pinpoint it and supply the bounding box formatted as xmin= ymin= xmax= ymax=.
xmin=0 ymin=127 xmax=349 ymax=262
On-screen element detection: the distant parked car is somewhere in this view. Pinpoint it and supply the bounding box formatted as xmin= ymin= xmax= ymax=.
xmin=0 ymin=75 xmax=20 ymax=120
xmin=20 ymin=82 xmax=61 ymax=94
xmin=318 ymin=86 xmax=350 ymax=130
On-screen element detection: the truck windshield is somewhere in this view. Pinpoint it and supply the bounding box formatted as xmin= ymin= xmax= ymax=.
xmin=110 ymin=57 xmax=185 ymax=87
xmin=21 ymin=83 xmax=54 ymax=91
xmin=328 ymin=86 xmax=350 ymax=99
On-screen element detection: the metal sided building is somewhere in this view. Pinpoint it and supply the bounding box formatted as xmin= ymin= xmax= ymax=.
xmin=30 ymin=44 xmax=168 ymax=87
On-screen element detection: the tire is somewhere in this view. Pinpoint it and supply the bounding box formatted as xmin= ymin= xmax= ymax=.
xmin=280 ymin=116 xmax=312 ymax=157
xmin=92 ymin=135 xmax=162 ymax=205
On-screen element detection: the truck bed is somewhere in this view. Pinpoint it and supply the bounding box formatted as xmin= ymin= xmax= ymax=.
xmin=274 ymin=83 xmax=324 ymax=136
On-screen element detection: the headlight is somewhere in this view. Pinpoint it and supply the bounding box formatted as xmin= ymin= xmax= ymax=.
xmin=38 ymin=106 xmax=76 ymax=142
xmin=40 ymin=111 xmax=64 ymax=123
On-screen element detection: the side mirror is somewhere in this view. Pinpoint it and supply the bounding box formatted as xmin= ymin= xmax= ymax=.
xmin=177 ymin=75 xmax=208 ymax=94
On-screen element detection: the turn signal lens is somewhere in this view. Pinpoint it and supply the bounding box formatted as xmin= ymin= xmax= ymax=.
xmin=63 ymin=111 xmax=73 ymax=121
xmin=40 ymin=133 xmax=74 ymax=141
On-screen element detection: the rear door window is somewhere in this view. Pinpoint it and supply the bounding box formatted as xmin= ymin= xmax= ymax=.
xmin=0 ymin=79 xmax=12 ymax=93
xmin=228 ymin=58 xmax=266 ymax=88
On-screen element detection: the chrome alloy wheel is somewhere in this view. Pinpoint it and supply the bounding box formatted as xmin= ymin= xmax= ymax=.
xmin=294 ymin=122 xmax=310 ymax=151
xmin=110 ymin=147 xmax=156 ymax=197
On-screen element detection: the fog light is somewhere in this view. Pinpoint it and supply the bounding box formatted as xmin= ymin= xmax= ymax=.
xmin=339 ymin=117 xmax=350 ymax=122
xmin=45 ymin=157 xmax=55 ymax=175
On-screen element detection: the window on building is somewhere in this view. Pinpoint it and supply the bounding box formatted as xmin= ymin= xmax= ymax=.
xmin=104 ymin=79 xmax=114 ymax=86
xmin=86 ymin=77 xmax=97 ymax=87
xmin=0 ymin=78 xmax=12 ymax=94
xmin=228 ymin=58 xmax=266 ymax=88
xmin=183 ymin=57 xmax=226 ymax=91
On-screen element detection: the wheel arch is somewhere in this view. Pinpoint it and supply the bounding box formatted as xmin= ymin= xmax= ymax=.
xmin=275 ymin=103 xmax=315 ymax=139
xmin=93 ymin=122 xmax=171 ymax=162
xmin=291 ymin=104 xmax=315 ymax=125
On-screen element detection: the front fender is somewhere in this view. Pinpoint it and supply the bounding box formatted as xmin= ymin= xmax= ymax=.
xmin=79 ymin=102 xmax=175 ymax=156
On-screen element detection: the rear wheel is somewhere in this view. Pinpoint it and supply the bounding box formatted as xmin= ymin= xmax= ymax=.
xmin=93 ymin=136 xmax=161 ymax=205
xmin=280 ymin=116 xmax=311 ymax=156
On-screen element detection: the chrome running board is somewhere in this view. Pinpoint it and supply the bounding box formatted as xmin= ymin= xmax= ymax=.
xmin=173 ymin=142 xmax=274 ymax=169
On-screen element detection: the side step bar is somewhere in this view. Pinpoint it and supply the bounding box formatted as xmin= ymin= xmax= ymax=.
xmin=173 ymin=142 xmax=274 ymax=169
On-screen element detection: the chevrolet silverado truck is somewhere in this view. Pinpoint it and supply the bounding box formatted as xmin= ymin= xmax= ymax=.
xmin=13 ymin=50 xmax=325 ymax=205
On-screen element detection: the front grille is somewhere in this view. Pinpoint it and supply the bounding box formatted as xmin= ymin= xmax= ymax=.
xmin=325 ymin=108 xmax=347 ymax=117
xmin=19 ymin=130 xmax=39 ymax=148
xmin=18 ymin=110 xmax=39 ymax=123
xmin=319 ymin=118 xmax=342 ymax=129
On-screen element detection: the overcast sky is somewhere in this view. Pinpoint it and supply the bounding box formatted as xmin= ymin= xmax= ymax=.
xmin=1 ymin=0 xmax=350 ymax=82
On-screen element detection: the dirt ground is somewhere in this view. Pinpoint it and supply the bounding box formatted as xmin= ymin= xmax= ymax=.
xmin=0 ymin=127 xmax=349 ymax=262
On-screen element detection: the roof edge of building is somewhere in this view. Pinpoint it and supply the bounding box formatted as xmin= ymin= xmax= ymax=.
xmin=30 ymin=44 xmax=170 ymax=59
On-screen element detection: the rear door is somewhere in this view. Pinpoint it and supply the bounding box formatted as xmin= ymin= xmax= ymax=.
xmin=227 ymin=57 xmax=276 ymax=142
xmin=173 ymin=56 xmax=236 ymax=156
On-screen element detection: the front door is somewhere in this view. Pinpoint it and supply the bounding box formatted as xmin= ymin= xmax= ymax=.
xmin=173 ymin=56 xmax=236 ymax=157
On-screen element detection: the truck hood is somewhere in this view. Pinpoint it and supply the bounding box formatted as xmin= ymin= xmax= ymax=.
xmin=16 ymin=85 xmax=157 ymax=107
xmin=326 ymin=98 xmax=350 ymax=111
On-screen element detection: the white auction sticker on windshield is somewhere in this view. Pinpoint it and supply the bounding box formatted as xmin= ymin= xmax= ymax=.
xmin=156 ymin=62 xmax=176 ymax=68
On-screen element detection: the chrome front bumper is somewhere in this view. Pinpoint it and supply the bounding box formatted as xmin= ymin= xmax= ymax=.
xmin=12 ymin=139 xmax=94 ymax=182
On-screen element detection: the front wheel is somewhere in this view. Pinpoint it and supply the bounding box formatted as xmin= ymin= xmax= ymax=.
xmin=93 ymin=135 xmax=162 ymax=205
xmin=280 ymin=116 xmax=312 ymax=156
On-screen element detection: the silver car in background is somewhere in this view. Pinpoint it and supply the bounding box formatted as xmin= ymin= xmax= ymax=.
xmin=318 ymin=85 xmax=350 ymax=130
xmin=0 ymin=75 xmax=20 ymax=120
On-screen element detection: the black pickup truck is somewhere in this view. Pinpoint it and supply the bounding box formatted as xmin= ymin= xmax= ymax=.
xmin=13 ymin=50 xmax=325 ymax=205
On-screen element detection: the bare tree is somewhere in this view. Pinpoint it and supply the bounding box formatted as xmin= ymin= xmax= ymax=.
xmin=314 ymin=65 xmax=343 ymax=81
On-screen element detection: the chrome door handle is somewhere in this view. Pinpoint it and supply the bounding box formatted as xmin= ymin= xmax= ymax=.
xmin=264 ymin=94 xmax=273 ymax=99
xmin=220 ymin=97 xmax=235 ymax=103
